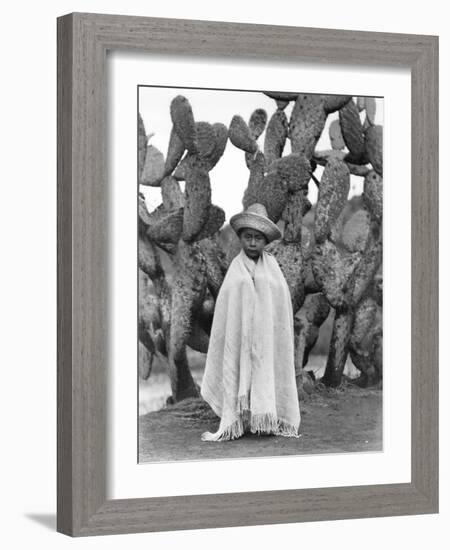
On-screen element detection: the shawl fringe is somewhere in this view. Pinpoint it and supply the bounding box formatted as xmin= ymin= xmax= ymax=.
xmin=201 ymin=409 xmax=301 ymax=442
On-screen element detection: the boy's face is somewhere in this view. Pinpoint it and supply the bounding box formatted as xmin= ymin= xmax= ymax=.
xmin=239 ymin=228 xmax=267 ymax=260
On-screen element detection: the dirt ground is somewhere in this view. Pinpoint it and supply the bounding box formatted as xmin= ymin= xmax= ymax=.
xmin=139 ymin=380 xmax=382 ymax=463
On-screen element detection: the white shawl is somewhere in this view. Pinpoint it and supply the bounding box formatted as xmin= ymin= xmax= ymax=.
xmin=200 ymin=249 xmax=301 ymax=441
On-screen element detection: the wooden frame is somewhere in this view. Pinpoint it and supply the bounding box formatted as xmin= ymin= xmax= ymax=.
xmin=57 ymin=12 xmax=439 ymax=536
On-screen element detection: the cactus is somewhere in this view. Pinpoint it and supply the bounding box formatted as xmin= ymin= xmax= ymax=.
xmin=248 ymin=171 xmax=289 ymax=222
xmin=172 ymin=122 xmax=229 ymax=181
xmin=170 ymin=95 xmax=198 ymax=153
xmin=146 ymin=207 xmax=184 ymax=244
xmin=352 ymin=235 xmax=382 ymax=305
xmin=139 ymin=340 xmax=153 ymax=380
xmin=323 ymin=95 xmax=352 ymax=114
xmin=350 ymin=295 xmax=378 ymax=350
xmin=138 ymin=233 xmax=172 ymax=381
xmin=294 ymin=293 xmax=330 ymax=374
xmin=356 ymin=96 xmax=376 ymax=125
xmin=171 ymin=154 xmax=191 ymax=181
xmin=281 ymin=190 xmax=305 ymax=242
xmin=263 ymin=91 xmax=298 ymax=102
xmin=363 ymin=170 xmax=383 ymax=222
xmin=138 ymin=231 xmax=164 ymax=284
xmin=349 ymin=323 xmax=382 ymax=387
xmin=138 ymin=113 xmax=147 ymax=179
xmin=321 ymin=309 xmax=354 ymax=387
xmin=227 ymin=92 xmax=383 ymax=390
xmin=276 ymin=99 xmax=290 ymax=110
xmin=164 ymin=126 xmax=185 ymax=176
xmin=268 ymin=153 xmax=311 ymax=193
xmin=161 ymin=176 xmax=184 ymax=210
xmin=339 ymin=99 xmax=367 ymax=164
xmin=182 ymin=167 xmax=212 ymax=242
xmin=267 ymin=238 xmax=304 ymax=312
xmin=365 ymin=125 xmax=383 ymax=176
xmin=248 ymin=108 xmax=267 ymax=140
xmin=313 ymin=149 xmax=371 ymax=177
xmin=141 ymin=144 xmax=165 ymax=187
xmin=206 ymin=123 xmax=228 ymax=170
xmin=195 ymin=121 xmax=216 ymax=158
xmin=314 ymin=158 xmax=350 ymax=243
xmin=138 ymin=97 xmax=229 ymax=401
xmin=168 ymin=240 xmax=207 ymax=400
xmin=229 ymin=115 xmax=258 ymax=153
xmin=289 ymin=94 xmax=327 ymax=159
xmin=242 ymin=150 xmax=266 ymax=207
xmin=313 ymin=225 xmax=381 ymax=387
xmin=341 ymin=209 xmax=371 ymax=253
xmin=198 ymin=236 xmax=228 ymax=299
xmin=139 ymin=90 xmax=383 ymax=400
xmin=311 ymin=239 xmax=361 ymax=310
xmin=264 ymin=110 xmax=289 ymax=166
xmin=329 ymin=119 xmax=345 ymax=150
xmin=364 ymin=97 xmax=377 ymax=126
xmin=266 ymin=192 xmax=305 ymax=311
xmin=194 ymin=205 xmax=226 ymax=242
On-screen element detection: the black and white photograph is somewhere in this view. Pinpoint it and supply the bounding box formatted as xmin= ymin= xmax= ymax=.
xmin=2 ymin=0 xmax=443 ymax=544
xmin=138 ymin=87 xmax=383 ymax=463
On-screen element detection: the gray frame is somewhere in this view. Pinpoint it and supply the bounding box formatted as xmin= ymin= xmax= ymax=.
xmin=57 ymin=12 xmax=439 ymax=536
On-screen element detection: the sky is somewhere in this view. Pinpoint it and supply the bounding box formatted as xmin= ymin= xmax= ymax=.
xmin=139 ymin=86 xmax=383 ymax=222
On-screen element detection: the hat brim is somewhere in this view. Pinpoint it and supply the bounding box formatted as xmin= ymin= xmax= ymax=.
xmin=229 ymin=211 xmax=281 ymax=243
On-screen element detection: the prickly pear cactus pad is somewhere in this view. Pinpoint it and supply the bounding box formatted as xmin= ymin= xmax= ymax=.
xmin=146 ymin=207 xmax=184 ymax=244
xmin=352 ymin=237 xmax=382 ymax=305
xmin=342 ymin=209 xmax=372 ymax=253
xmin=263 ymin=91 xmax=299 ymax=102
xmin=195 ymin=121 xmax=216 ymax=159
xmin=311 ymin=239 xmax=360 ymax=310
xmin=339 ymin=99 xmax=366 ymax=163
xmin=363 ymin=170 xmax=383 ymax=221
xmin=161 ymin=176 xmax=184 ymax=210
xmin=164 ymin=126 xmax=185 ymax=176
xmin=365 ymin=125 xmax=383 ymax=176
xmin=267 ymin=239 xmax=305 ymax=311
xmin=229 ymin=114 xmax=258 ymax=154
xmin=170 ymin=95 xmax=198 ymax=154
xmin=329 ymin=119 xmax=345 ymax=150
xmin=281 ymin=190 xmax=304 ymax=243
xmin=289 ymin=94 xmax=327 ymax=160
xmin=264 ymin=110 xmax=289 ymax=166
xmin=182 ymin=167 xmax=212 ymax=242
xmin=323 ymin=95 xmax=352 ymax=114
xmin=242 ymin=150 xmax=266 ymax=207
xmin=194 ymin=205 xmax=226 ymax=241
xmin=314 ymin=158 xmax=350 ymax=243
xmin=138 ymin=234 xmax=164 ymax=280
xmin=248 ymin=108 xmax=268 ymax=140
xmin=363 ymin=97 xmax=377 ymax=126
xmin=268 ymin=153 xmax=311 ymax=193
xmin=206 ymin=123 xmax=228 ymax=170
xmin=138 ymin=86 xmax=383 ymax=408
xmin=350 ymin=295 xmax=378 ymax=349
xmin=138 ymin=113 xmax=147 ymax=179
xmin=251 ymin=171 xmax=289 ymax=222
xmin=141 ymin=143 xmax=166 ymax=187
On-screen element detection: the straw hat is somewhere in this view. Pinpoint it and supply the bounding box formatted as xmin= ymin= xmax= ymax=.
xmin=229 ymin=203 xmax=281 ymax=243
